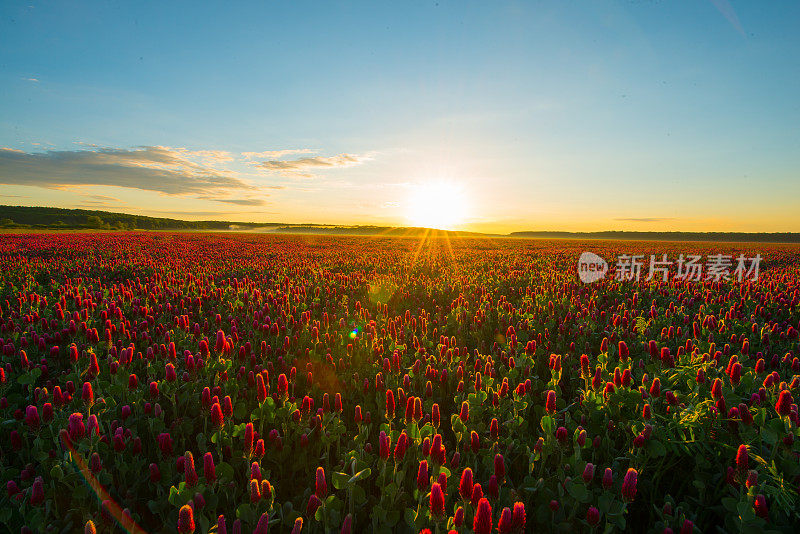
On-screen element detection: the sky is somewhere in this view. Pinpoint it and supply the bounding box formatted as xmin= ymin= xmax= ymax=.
xmin=1 ymin=1 xmax=799 ymax=233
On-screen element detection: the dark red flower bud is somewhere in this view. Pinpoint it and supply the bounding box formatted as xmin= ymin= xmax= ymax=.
xmin=754 ymin=494 xmax=768 ymax=518
xmin=249 ymin=479 xmax=261 ymax=503
xmin=546 ymin=390 xmax=557 ymax=414
xmin=776 ymin=389 xmax=793 ymax=417
xmin=621 ymin=468 xmax=638 ymax=502
xmin=429 ymin=482 xmax=445 ymax=519
xmin=454 ymin=506 xmax=465 ymax=527
xmin=149 ymin=463 xmax=160 ymax=482
xmin=251 ymin=462 xmax=262 ymax=482
xmin=354 ymin=405 xmax=363 ymax=425
xmin=25 ymin=405 xmax=40 ymax=430
xmin=586 ymin=506 xmax=600 ymax=526
xmin=184 ymin=452 xmax=198 ymax=487
xmin=204 ymin=452 xmax=216 ymax=482
xmin=385 ymin=389 xmax=395 ymax=419
xmin=417 ymin=460 xmax=429 ymax=490
xmin=315 ymin=466 xmax=327 ymax=498
xmin=277 ymin=373 xmax=289 ymax=399
xmin=618 ymin=341 xmax=629 ymax=360
xmin=340 ymin=514 xmax=352 ymax=534
xmin=177 ymin=504 xmax=195 ymax=533
xmin=306 ymin=494 xmax=322 ymax=516
xmin=494 ymin=453 xmax=505 ymax=480
xmin=68 ymin=413 xmax=85 ymax=441
xmin=379 ymin=431 xmax=391 ymax=460
xmin=253 ymin=513 xmax=269 ymax=534
xmin=211 ymin=403 xmax=224 ymax=428
xmin=473 ymin=498 xmax=492 ymax=534
xmin=244 ymin=423 xmax=254 ymax=456
xmin=470 ymin=483 xmax=483 ymax=507
xmin=30 ymin=477 xmax=44 ymax=505
xmin=711 ymin=378 xmax=723 ymax=400
xmin=735 ymin=444 xmax=748 ymax=471
xmin=82 ymin=381 xmax=94 ymax=407
xmin=583 ymin=462 xmax=595 ymax=484
xmin=165 ymin=363 xmax=177 ymax=382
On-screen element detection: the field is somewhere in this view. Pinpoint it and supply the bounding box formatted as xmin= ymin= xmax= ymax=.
xmin=1 ymin=232 xmax=799 ymax=533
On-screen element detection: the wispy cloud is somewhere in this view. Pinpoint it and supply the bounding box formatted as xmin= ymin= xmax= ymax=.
xmin=137 ymin=209 xmax=266 ymax=217
xmin=203 ymin=197 xmax=269 ymax=206
xmin=255 ymin=153 xmax=372 ymax=178
xmin=76 ymin=201 xmax=119 ymax=208
xmin=87 ymin=194 xmax=123 ymax=202
xmin=175 ymin=149 xmax=234 ymax=164
xmin=709 ymin=0 xmax=745 ymax=37
xmin=0 ymin=146 xmax=254 ymax=195
xmin=614 ymin=217 xmax=676 ymax=223
xmin=23 ymin=77 xmax=39 ymax=83
xmin=242 ymin=149 xmax=317 ymax=159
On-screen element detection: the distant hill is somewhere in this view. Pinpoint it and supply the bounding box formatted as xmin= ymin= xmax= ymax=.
xmin=509 ymin=230 xmax=800 ymax=243
xmin=0 ymin=205 xmax=271 ymax=231
xmin=1 ymin=205 xmax=799 ymax=242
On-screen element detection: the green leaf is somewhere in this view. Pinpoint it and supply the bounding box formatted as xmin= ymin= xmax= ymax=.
xmin=216 ymin=462 xmax=234 ymax=482
xmin=349 ymin=468 xmax=371 ymax=484
xmin=762 ymin=426 xmax=778 ymax=446
xmin=738 ymin=501 xmax=756 ymax=522
xmin=598 ymin=493 xmax=614 ymax=513
xmin=385 ymin=510 xmax=400 ymax=527
xmin=406 ymin=422 xmax=421 ymax=442
xmin=332 ymin=471 xmax=350 ymax=490
xmin=540 ymin=415 xmax=555 ymax=435
xmin=168 ymin=486 xmax=182 ymax=507
xmin=351 ymin=484 xmax=367 ymax=505
xmin=17 ymin=367 xmax=41 ymax=385
xmin=373 ymin=505 xmax=386 ymax=522
xmin=567 ymin=482 xmax=589 ymax=503
xmin=237 ymin=503 xmax=255 ymax=524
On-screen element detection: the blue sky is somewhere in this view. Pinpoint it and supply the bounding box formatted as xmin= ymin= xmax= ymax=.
xmin=1 ymin=1 xmax=798 ymax=232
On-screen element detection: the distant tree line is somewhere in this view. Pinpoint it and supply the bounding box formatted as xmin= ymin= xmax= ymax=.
xmin=0 ymin=205 xmax=265 ymax=230
xmin=509 ymin=230 xmax=800 ymax=244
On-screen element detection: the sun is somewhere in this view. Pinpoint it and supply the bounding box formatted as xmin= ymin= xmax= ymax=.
xmin=405 ymin=182 xmax=470 ymax=230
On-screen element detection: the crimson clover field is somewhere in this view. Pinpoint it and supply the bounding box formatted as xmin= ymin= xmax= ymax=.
xmin=1 ymin=232 xmax=799 ymax=533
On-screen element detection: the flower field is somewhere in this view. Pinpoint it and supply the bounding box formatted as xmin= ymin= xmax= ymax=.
xmin=1 ymin=232 xmax=799 ymax=533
